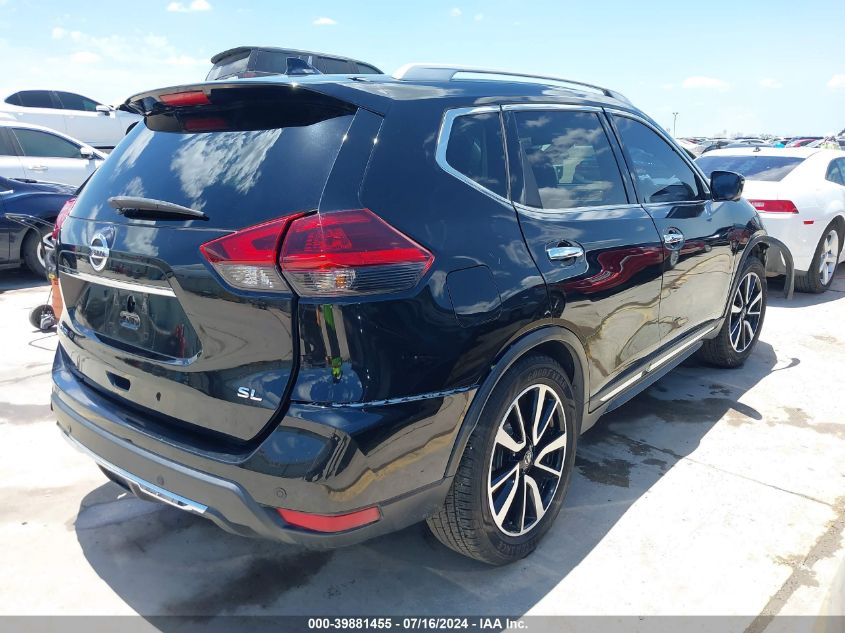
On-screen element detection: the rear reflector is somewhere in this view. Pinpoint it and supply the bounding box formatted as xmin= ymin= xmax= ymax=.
xmin=280 ymin=209 xmax=434 ymax=296
xmin=277 ymin=506 xmax=380 ymax=533
xmin=200 ymin=214 xmax=304 ymax=291
xmin=53 ymin=197 xmax=76 ymax=240
xmin=158 ymin=91 xmax=211 ymax=107
xmin=749 ymin=199 xmax=798 ymax=213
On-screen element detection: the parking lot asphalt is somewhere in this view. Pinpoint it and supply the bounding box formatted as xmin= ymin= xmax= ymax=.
xmin=1 ymin=267 xmax=844 ymax=625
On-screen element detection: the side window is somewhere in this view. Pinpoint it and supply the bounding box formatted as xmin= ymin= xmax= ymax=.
xmin=5 ymin=93 xmax=23 ymax=106
xmin=55 ymin=91 xmax=100 ymax=112
xmin=613 ymin=116 xmax=704 ymax=204
xmin=443 ymin=112 xmax=508 ymax=198
xmin=355 ymin=63 xmax=381 ymax=74
xmin=318 ymin=57 xmax=355 ymax=73
xmin=511 ymin=109 xmax=627 ymax=210
xmin=13 ymin=90 xmax=58 ymax=109
xmin=826 ymin=160 xmax=845 ymax=186
xmin=0 ymin=130 xmax=17 ymax=156
xmin=12 ymin=129 xmax=81 ymax=159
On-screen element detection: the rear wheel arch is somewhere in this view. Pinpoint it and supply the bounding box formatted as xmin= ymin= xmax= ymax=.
xmin=444 ymin=325 xmax=588 ymax=479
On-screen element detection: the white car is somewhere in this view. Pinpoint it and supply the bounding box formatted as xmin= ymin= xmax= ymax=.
xmin=0 ymin=90 xmax=140 ymax=149
xmin=697 ymin=147 xmax=845 ymax=293
xmin=0 ymin=120 xmax=105 ymax=187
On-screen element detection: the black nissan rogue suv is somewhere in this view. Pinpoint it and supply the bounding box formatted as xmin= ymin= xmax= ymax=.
xmin=52 ymin=64 xmax=788 ymax=565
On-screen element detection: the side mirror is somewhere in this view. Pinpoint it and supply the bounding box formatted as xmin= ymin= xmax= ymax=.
xmin=79 ymin=145 xmax=96 ymax=159
xmin=710 ymin=170 xmax=744 ymax=201
xmin=95 ymin=104 xmax=112 ymax=115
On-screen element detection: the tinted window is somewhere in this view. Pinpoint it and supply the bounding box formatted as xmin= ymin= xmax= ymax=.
xmin=55 ymin=91 xmax=100 ymax=112
xmin=355 ymin=63 xmax=381 ymax=74
xmin=13 ymin=128 xmax=80 ymax=158
xmin=512 ymin=110 xmax=627 ymax=209
xmin=614 ymin=116 xmax=704 ymax=203
xmin=0 ymin=130 xmax=17 ymax=156
xmin=318 ymin=57 xmax=355 ymax=74
xmin=252 ymin=50 xmax=293 ymax=75
xmin=695 ymin=155 xmax=805 ymax=182
xmin=827 ymin=160 xmax=845 ymax=186
xmin=445 ymin=112 xmax=508 ymax=198
xmin=72 ymin=90 xmax=356 ymax=230
xmin=10 ymin=90 xmax=57 ymax=109
xmin=206 ymin=51 xmax=250 ymax=80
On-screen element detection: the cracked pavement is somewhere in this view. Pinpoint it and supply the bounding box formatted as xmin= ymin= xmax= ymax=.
xmin=1 ymin=267 xmax=844 ymax=628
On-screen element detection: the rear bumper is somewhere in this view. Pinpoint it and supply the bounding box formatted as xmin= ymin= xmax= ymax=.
xmin=53 ymin=348 xmax=465 ymax=548
xmin=758 ymin=213 xmax=818 ymax=273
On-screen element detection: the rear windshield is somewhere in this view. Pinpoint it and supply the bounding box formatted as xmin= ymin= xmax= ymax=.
xmin=696 ymin=155 xmax=805 ymax=181
xmin=206 ymin=52 xmax=251 ymax=80
xmin=71 ymin=87 xmax=357 ymax=230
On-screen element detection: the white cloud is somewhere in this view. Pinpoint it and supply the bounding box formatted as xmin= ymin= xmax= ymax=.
xmin=51 ymin=27 xmax=67 ymax=40
xmin=166 ymin=0 xmax=211 ymax=13
xmin=827 ymin=74 xmax=845 ymax=91
xmin=313 ymin=16 xmax=337 ymax=26
xmin=449 ymin=7 xmax=462 ymax=17
xmin=681 ymin=76 xmax=730 ymax=92
xmin=759 ymin=78 xmax=782 ymax=89
xmin=474 ymin=13 xmax=484 ymax=21
xmin=70 ymin=51 xmax=100 ymax=64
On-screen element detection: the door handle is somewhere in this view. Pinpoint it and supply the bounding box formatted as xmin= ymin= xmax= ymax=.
xmin=546 ymin=245 xmax=584 ymax=262
xmin=29 ymin=165 xmax=47 ymax=171
xmin=663 ymin=228 xmax=684 ymax=248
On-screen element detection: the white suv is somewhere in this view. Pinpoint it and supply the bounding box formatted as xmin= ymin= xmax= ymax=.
xmin=0 ymin=90 xmax=141 ymax=149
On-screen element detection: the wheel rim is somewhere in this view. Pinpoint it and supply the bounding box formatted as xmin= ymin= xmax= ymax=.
xmin=819 ymin=229 xmax=839 ymax=287
xmin=487 ymin=383 xmax=567 ymax=537
xmin=729 ymin=271 xmax=763 ymax=353
xmin=36 ymin=239 xmax=47 ymax=271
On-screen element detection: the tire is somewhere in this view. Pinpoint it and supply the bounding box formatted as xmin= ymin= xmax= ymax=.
xmin=794 ymin=223 xmax=842 ymax=294
xmin=699 ymin=256 xmax=767 ymax=368
xmin=427 ymin=354 xmax=577 ymax=565
xmin=22 ymin=229 xmax=49 ymax=278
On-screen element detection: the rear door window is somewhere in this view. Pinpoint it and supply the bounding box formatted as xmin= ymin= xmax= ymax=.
xmin=55 ymin=91 xmax=100 ymax=112
xmin=827 ymin=159 xmax=845 ymax=186
xmin=613 ymin=116 xmax=705 ymax=204
xmin=696 ymin=155 xmax=806 ymax=182
xmin=510 ymin=109 xmax=628 ymax=209
xmin=12 ymin=128 xmax=81 ymax=158
xmin=251 ymin=50 xmax=293 ymax=75
xmin=355 ymin=63 xmax=381 ymax=74
xmin=317 ymin=57 xmax=355 ymax=73
xmin=0 ymin=129 xmax=18 ymax=156
xmin=206 ymin=51 xmax=251 ymax=80
xmin=443 ymin=111 xmax=508 ymax=198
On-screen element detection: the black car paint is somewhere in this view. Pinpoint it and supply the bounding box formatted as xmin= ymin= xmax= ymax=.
xmin=0 ymin=176 xmax=73 ymax=269
xmin=53 ymin=74 xmax=769 ymax=546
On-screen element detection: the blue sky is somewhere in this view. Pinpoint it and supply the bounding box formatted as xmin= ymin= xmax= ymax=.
xmin=1 ymin=0 xmax=843 ymax=136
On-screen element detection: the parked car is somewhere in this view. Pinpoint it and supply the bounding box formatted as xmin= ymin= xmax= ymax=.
xmin=0 ymin=90 xmax=141 ymax=149
xmin=0 ymin=175 xmax=74 ymax=276
xmin=54 ymin=65 xmax=783 ymax=565
xmin=0 ymin=120 xmax=105 ymax=187
xmin=206 ymin=46 xmax=383 ymax=80
xmin=786 ymin=137 xmax=822 ymax=148
xmin=697 ymin=147 xmax=845 ymax=292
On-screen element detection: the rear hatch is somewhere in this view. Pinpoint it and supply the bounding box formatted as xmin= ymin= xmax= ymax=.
xmin=57 ymin=82 xmax=363 ymax=444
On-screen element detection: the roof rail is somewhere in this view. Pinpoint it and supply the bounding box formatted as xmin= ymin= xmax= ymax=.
xmin=392 ymin=63 xmax=630 ymax=103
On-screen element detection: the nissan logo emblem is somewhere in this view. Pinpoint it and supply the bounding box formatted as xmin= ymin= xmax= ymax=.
xmin=89 ymin=232 xmax=111 ymax=271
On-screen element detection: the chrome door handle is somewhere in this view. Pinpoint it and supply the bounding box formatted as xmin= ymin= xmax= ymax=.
xmin=29 ymin=165 xmax=47 ymax=171
xmin=663 ymin=228 xmax=684 ymax=248
xmin=546 ymin=245 xmax=584 ymax=261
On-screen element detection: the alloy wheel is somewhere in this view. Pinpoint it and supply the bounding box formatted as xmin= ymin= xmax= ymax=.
xmin=819 ymin=229 xmax=840 ymax=287
xmin=487 ymin=383 xmax=567 ymax=537
xmin=729 ymin=271 xmax=763 ymax=353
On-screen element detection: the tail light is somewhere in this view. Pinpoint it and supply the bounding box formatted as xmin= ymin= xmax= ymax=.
xmin=52 ymin=197 xmax=76 ymax=240
xmin=281 ymin=209 xmax=434 ymax=296
xmin=749 ymin=200 xmax=798 ymax=213
xmin=199 ymin=215 xmax=304 ymax=291
xmin=200 ymin=209 xmax=434 ymax=296
xmin=158 ymin=91 xmax=210 ymax=107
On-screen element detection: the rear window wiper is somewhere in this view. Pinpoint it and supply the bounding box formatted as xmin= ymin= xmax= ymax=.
xmin=108 ymin=196 xmax=208 ymax=220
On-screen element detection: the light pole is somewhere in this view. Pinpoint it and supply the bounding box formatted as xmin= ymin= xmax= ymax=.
xmin=672 ymin=112 xmax=679 ymax=137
